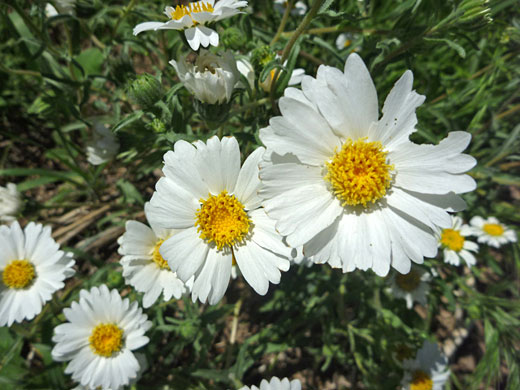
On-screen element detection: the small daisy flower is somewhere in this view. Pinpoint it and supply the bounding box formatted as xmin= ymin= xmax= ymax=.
xmin=170 ymin=50 xmax=239 ymax=105
xmin=437 ymin=216 xmax=478 ymax=267
xmin=239 ymin=376 xmax=302 ymax=390
xmin=469 ymin=216 xmax=517 ymax=248
xmin=274 ymin=0 xmax=308 ymax=16
xmin=259 ymin=54 xmax=305 ymax=92
xmin=259 ymin=53 xmax=476 ymax=276
xmin=52 ymin=285 xmax=151 ymax=390
xmin=335 ymin=33 xmax=354 ymax=50
xmin=0 ymin=183 xmax=21 ymax=223
xmin=388 ymin=266 xmax=431 ymax=309
xmin=0 ymin=221 xmax=75 ymax=327
xmin=86 ymin=123 xmax=119 ymax=166
xmin=401 ymin=340 xmax=449 ymax=390
xmin=147 ymin=136 xmax=291 ymax=305
xmin=118 ymin=203 xmax=192 ymax=308
xmin=133 ymin=0 xmax=248 ymax=51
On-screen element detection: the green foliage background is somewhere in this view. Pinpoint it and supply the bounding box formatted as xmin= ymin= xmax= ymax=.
xmin=0 ymin=0 xmax=519 ymax=389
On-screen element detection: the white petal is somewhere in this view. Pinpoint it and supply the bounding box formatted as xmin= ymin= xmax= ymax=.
xmin=160 ymin=227 xmax=208 ymax=282
xmin=234 ymin=147 xmax=264 ymax=210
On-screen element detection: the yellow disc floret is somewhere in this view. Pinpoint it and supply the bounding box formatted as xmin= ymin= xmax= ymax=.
xmin=410 ymin=369 xmax=433 ymax=390
xmin=325 ymin=138 xmax=393 ymax=207
xmin=89 ymin=324 xmax=123 ymax=357
xmin=2 ymin=260 xmax=36 ymax=289
xmin=152 ymin=239 xmax=170 ymax=270
xmin=195 ymin=191 xmax=251 ymax=250
xmin=170 ymin=2 xmax=214 ymax=20
xmin=483 ymin=223 xmax=504 ymax=237
xmin=395 ymin=270 xmax=421 ymax=292
xmin=440 ymin=228 xmax=465 ymax=252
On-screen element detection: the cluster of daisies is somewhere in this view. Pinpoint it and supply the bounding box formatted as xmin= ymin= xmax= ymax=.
xmin=0 ymin=1 xmax=517 ymax=390
xmin=389 ymin=215 xmax=516 ymax=310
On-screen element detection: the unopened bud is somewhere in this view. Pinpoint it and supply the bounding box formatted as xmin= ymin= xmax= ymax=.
xmin=250 ymin=45 xmax=276 ymax=74
xmin=221 ymin=27 xmax=247 ymax=50
xmin=127 ymin=73 xmax=163 ymax=109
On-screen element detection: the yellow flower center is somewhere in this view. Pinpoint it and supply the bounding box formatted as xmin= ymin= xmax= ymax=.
xmin=89 ymin=324 xmax=123 ymax=357
xmin=440 ymin=228 xmax=465 ymax=252
xmin=324 ymin=138 xmax=393 ymax=207
xmin=152 ymin=239 xmax=170 ymax=270
xmin=195 ymin=191 xmax=251 ymax=250
xmin=410 ymin=369 xmax=433 ymax=390
xmin=2 ymin=260 xmax=35 ymax=289
xmin=395 ymin=270 xmax=421 ymax=292
xmin=482 ymin=223 xmax=504 ymax=237
xmin=170 ymin=2 xmax=214 ymax=20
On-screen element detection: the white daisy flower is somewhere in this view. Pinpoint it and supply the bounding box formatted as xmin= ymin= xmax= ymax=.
xmin=274 ymin=0 xmax=308 ymax=16
xmin=239 ymin=376 xmax=302 ymax=390
xmin=469 ymin=216 xmax=517 ymax=248
xmin=259 ymin=53 xmax=476 ymax=276
xmin=0 ymin=221 xmax=75 ymax=326
xmin=133 ymin=0 xmax=248 ymax=51
xmin=170 ymin=50 xmax=239 ymax=105
xmin=0 ymin=183 xmax=21 ymax=223
xmin=147 ymin=136 xmax=291 ymax=305
xmin=388 ymin=266 xmax=431 ymax=309
xmin=86 ymin=123 xmax=119 ymax=166
xmin=118 ymin=203 xmax=192 ymax=308
xmin=436 ymin=216 xmax=478 ymax=267
xmin=52 ymin=285 xmax=151 ymax=390
xmin=401 ymin=340 xmax=449 ymax=390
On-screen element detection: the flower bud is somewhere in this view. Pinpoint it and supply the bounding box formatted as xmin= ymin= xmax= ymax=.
xmin=221 ymin=27 xmax=247 ymax=50
xmin=250 ymin=45 xmax=276 ymax=74
xmin=127 ymin=73 xmax=163 ymax=109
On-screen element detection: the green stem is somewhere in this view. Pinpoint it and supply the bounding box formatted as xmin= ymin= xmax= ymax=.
xmin=282 ymin=25 xmax=392 ymax=37
xmin=270 ymin=0 xmax=294 ymax=46
xmin=112 ymin=0 xmax=137 ymax=39
xmin=269 ymin=0 xmax=325 ymax=109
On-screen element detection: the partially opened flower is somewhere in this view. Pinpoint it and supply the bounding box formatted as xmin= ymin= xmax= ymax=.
xmin=133 ymin=0 xmax=248 ymax=51
xmin=259 ymin=53 xmax=476 ymax=276
xmin=274 ymin=0 xmax=307 ymax=16
xmin=401 ymin=340 xmax=449 ymax=390
xmin=469 ymin=216 xmax=517 ymax=248
xmin=237 ymin=57 xmax=255 ymax=90
xmin=388 ymin=266 xmax=431 ymax=309
xmin=170 ymin=50 xmax=239 ymax=104
xmin=436 ymin=216 xmax=478 ymax=267
xmin=52 ymin=285 xmax=151 ymax=390
xmin=0 ymin=221 xmax=75 ymax=326
xmin=0 ymin=183 xmax=21 ymax=223
xmin=147 ymin=136 xmax=291 ymax=305
xmin=118 ymin=203 xmax=192 ymax=308
xmin=239 ymin=376 xmax=302 ymax=390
